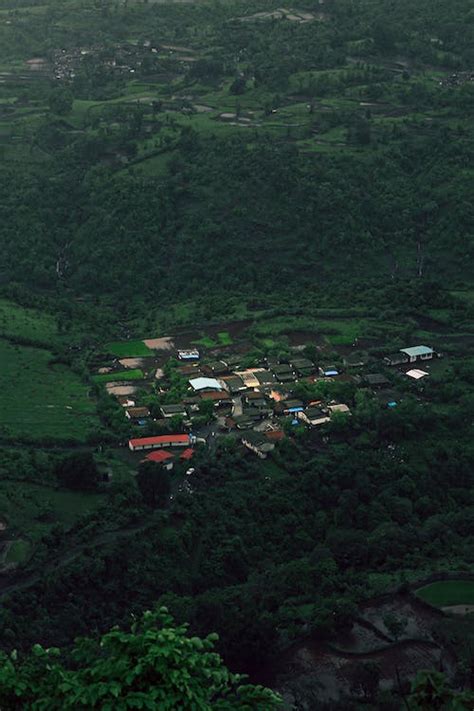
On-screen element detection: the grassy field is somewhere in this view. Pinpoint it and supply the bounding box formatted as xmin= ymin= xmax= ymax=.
xmin=0 ymin=338 xmax=98 ymax=441
xmin=0 ymin=299 xmax=58 ymax=344
xmin=192 ymin=331 xmax=234 ymax=349
xmin=0 ymin=481 xmax=104 ymax=564
xmin=92 ymin=369 xmax=144 ymax=383
xmin=106 ymin=340 xmax=153 ymax=357
xmin=416 ymin=580 xmax=474 ymax=607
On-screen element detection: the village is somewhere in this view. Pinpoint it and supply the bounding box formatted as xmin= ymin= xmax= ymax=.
xmin=93 ymin=332 xmax=439 ymax=471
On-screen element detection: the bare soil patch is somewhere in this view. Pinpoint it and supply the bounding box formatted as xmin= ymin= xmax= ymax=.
xmin=119 ymin=358 xmax=145 ymax=369
xmin=143 ymin=337 xmax=174 ymax=350
xmin=105 ymin=384 xmax=138 ymax=396
xmin=442 ymin=604 xmax=474 ymax=615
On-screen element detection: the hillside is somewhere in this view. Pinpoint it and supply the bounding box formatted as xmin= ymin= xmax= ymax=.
xmin=0 ymin=0 xmax=473 ymax=308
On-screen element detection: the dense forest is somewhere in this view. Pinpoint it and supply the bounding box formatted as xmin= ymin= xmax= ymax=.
xmin=1 ymin=0 xmax=474 ymax=707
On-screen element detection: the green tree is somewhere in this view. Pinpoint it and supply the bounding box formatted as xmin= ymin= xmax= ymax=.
xmin=55 ymin=452 xmax=99 ymax=491
xmin=48 ymin=88 xmax=74 ymax=116
xmin=0 ymin=607 xmax=282 ymax=710
xmin=136 ymin=460 xmax=171 ymax=508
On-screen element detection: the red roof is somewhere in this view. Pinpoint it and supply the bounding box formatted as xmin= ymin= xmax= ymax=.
xmin=180 ymin=448 xmax=194 ymax=461
xmin=145 ymin=450 xmax=174 ymax=463
xmin=265 ymin=430 xmax=285 ymax=442
xmin=129 ymin=434 xmax=189 ymax=448
xmin=200 ymin=391 xmax=230 ymax=401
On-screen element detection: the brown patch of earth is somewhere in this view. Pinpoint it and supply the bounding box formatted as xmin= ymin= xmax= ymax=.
xmin=143 ymin=337 xmax=174 ymax=350
xmin=119 ymin=358 xmax=144 ymax=369
xmin=105 ymin=384 xmax=138 ymax=396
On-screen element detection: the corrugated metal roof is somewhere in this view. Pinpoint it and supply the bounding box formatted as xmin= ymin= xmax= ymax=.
xmin=189 ymin=377 xmax=223 ymax=391
xmin=400 ymin=346 xmax=433 ymax=357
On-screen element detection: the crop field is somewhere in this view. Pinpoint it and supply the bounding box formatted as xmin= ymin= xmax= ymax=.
xmin=0 ymin=339 xmax=98 ymax=441
xmin=416 ymin=581 xmax=474 ymax=607
xmin=106 ymin=340 xmax=153 ymax=357
xmin=92 ymin=369 xmax=144 ymax=383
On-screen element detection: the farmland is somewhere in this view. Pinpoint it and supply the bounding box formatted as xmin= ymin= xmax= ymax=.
xmin=0 ymin=338 xmax=98 ymax=441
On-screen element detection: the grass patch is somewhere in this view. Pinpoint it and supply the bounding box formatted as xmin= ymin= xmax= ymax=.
xmin=416 ymin=580 xmax=474 ymax=607
xmin=0 ymin=338 xmax=98 ymax=441
xmin=106 ymin=340 xmax=153 ymax=357
xmin=92 ymin=369 xmax=144 ymax=383
xmin=217 ymin=331 xmax=233 ymax=346
xmin=5 ymin=539 xmax=31 ymax=564
xmin=192 ymin=335 xmax=217 ymax=348
xmin=0 ymin=299 xmax=58 ymax=344
xmin=0 ymin=481 xmax=104 ymax=561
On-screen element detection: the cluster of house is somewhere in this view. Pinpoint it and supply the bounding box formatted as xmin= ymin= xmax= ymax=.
xmin=117 ymin=343 xmax=437 ymax=463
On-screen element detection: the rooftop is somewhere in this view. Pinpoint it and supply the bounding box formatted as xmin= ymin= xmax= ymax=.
xmin=400 ymin=346 xmax=434 ymax=357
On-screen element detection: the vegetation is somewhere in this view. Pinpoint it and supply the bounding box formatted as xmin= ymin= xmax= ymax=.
xmin=0 ymin=339 xmax=98 ymax=442
xmin=416 ymin=581 xmax=474 ymax=607
xmin=1 ymin=0 xmax=474 ymax=706
xmin=0 ymin=607 xmax=281 ymax=710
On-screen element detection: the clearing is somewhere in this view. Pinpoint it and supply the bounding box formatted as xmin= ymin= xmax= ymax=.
xmin=106 ymin=340 xmax=153 ymax=357
xmin=416 ymin=580 xmax=474 ymax=607
xmin=0 ymin=338 xmax=98 ymax=441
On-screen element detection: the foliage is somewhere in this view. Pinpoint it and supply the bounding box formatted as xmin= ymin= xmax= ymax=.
xmin=0 ymin=607 xmax=281 ymax=710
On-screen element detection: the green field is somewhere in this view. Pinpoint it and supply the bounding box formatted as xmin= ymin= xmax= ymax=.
xmin=0 ymin=299 xmax=58 ymax=344
xmin=0 ymin=338 xmax=98 ymax=441
xmin=416 ymin=580 xmax=474 ymax=607
xmin=0 ymin=482 xmax=104 ymax=563
xmin=106 ymin=340 xmax=153 ymax=357
xmin=92 ymin=369 xmax=144 ymax=383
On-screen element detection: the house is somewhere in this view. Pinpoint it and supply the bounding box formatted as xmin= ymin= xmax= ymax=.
xmin=327 ymin=403 xmax=351 ymax=416
xmin=178 ymin=363 xmax=203 ymax=377
xmin=244 ymin=391 xmax=268 ymax=408
xmin=406 ymin=369 xmax=429 ymax=380
xmin=234 ymin=369 xmax=265 ymax=389
xmin=129 ymin=434 xmax=193 ymax=451
xmin=160 ymin=404 xmax=187 ymax=419
xmin=220 ymin=375 xmax=246 ymax=394
xmin=241 ymin=431 xmax=275 ymax=459
xmin=318 ymin=365 xmax=339 ymax=377
xmin=178 ymin=349 xmax=200 ymax=361
xmin=281 ymin=398 xmax=304 ymax=415
xmin=268 ymin=386 xmax=291 ymax=402
xmin=117 ymin=396 xmax=136 ymax=408
xmin=271 ymin=364 xmax=295 ymax=383
xmin=400 ymin=346 xmax=434 ymax=363
xmin=343 ymin=352 xmax=369 ymax=368
xmin=290 ymin=358 xmax=315 ymax=377
xmin=364 ymin=373 xmax=390 ymax=388
xmin=125 ymin=406 xmax=150 ymax=420
xmin=144 ymin=450 xmax=174 ymax=470
xmin=297 ymin=407 xmax=331 ymax=426
xmin=202 ymin=360 xmax=228 ymax=377
xmin=189 ymin=377 xmax=224 ymax=392
xmin=199 ymin=391 xmax=233 ymax=407
xmin=384 ymin=353 xmax=409 ymax=367
xmin=265 ymin=430 xmax=285 ymax=443
xmin=180 ymin=448 xmax=194 ymax=461
xmin=254 ymin=370 xmax=275 ymax=386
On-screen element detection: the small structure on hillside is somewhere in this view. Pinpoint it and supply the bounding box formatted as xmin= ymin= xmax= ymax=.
xmin=144 ymin=450 xmax=174 ymax=470
xmin=160 ymin=404 xmax=187 ymax=418
xmin=241 ymin=431 xmax=275 ymax=458
xmin=297 ymin=407 xmax=331 ymax=426
xmin=400 ymin=346 xmax=434 ymax=363
xmin=178 ymin=349 xmax=200 ymax=361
